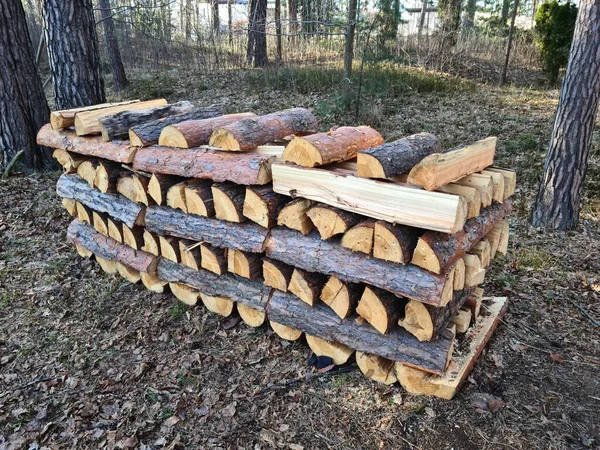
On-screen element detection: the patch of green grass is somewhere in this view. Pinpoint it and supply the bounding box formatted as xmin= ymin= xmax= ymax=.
xmin=168 ymin=302 xmax=188 ymax=321
xmin=495 ymin=272 xmax=519 ymax=288
xmin=126 ymin=73 xmax=177 ymax=99
xmin=158 ymin=407 xmax=175 ymax=420
xmin=145 ymin=390 xmax=160 ymax=404
xmin=515 ymin=247 xmax=559 ymax=270
xmin=0 ymin=293 xmax=9 ymax=310
xmin=332 ymin=374 xmax=351 ymax=388
xmin=176 ymin=370 xmax=194 ymax=387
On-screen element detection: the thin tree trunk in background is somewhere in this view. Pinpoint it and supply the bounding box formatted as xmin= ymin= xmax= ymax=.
xmin=275 ymin=0 xmax=282 ymax=61
xmin=212 ymin=0 xmax=220 ymax=36
xmin=501 ymin=0 xmax=510 ymax=23
xmin=438 ymin=0 xmax=461 ymax=49
xmin=98 ymin=0 xmax=128 ymax=90
xmin=252 ymin=0 xmax=267 ymax=66
xmin=417 ymin=0 xmax=427 ymax=43
xmin=43 ymin=0 xmax=105 ymax=109
xmin=0 ymin=0 xmax=52 ymax=170
xmin=343 ymin=0 xmax=358 ymax=80
xmin=180 ymin=0 xmax=184 ymax=34
xmin=532 ymin=0 xmax=600 ymax=230
xmin=531 ymin=0 xmax=537 ymax=27
xmin=288 ymin=0 xmax=298 ymax=35
xmin=247 ymin=0 xmax=257 ymax=64
xmin=185 ymin=0 xmax=192 ymax=42
xmin=463 ymin=0 xmax=476 ymax=29
xmin=501 ymin=0 xmax=519 ymax=85
xmin=228 ymin=0 xmax=233 ymax=45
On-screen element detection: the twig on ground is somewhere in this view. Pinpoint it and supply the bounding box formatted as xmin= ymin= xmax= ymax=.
xmin=566 ymin=297 xmax=600 ymax=327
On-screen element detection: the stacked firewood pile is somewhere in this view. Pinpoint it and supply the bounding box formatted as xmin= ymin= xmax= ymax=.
xmin=38 ymin=98 xmax=515 ymax=400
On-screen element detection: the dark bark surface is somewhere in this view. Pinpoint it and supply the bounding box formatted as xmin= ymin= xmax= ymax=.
xmin=265 ymin=227 xmax=452 ymax=306
xmin=98 ymin=0 xmax=128 ymax=90
xmin=532 ymin=0 xmax=600 ymax=230
xmin=247 ymin=0 xmax=268 ymax=67
xmin=145 ymin=206 xmax=270 ymax=253
xmin=0 ymin=0 xmax=51 ymax=169
xmin=343 ymin=0 xmax=358 ymax=79
xmin=244 ymin=184 xmax=289 ymax=228
xmin=43 ymin=0 xmax=105 ymax=108
xmin=57 ymin=174 xmax=145 ymax=228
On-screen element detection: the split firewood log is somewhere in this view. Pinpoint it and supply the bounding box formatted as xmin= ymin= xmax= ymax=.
xmin=200 ymin=293 xmax=235 ymax=316
xmin=355 ymin=352 xmax=397 ymax=385
xmin=148 ymin=174 xmax=187 ymax=205
xmin=454 ymin=173 xmax=494 ymax=207
xmin=320 ymin=277 xmax=362 ymax=319
xmin=276 ymin=198 xmax=314 ymax=234
xmin=270 ymin=320 xmax=303 ymax=341
xmin=52 ymin=149 xmax=85 ymax=174
xmin=50 ymin=100 xmax=140 ymax=129
xmin=262 ymin=258 xmax=293 ymax=292
xmin=305 ymin=335 xmax=354 ymax=365
xmin=227 ymin=249 xmax=262 ymax=279
xmin=243 ymin=185 xmax=288 ymax=228
xmin=212 ymin=182 xmax=247 ymax=222
xmin=340 ymin=220 xmax=376 ymax=254
xmin=306 ymin=204 xmax=360 ymax=239
xmin=116 ymin=173 xmax=151 ymax=205
xmin=200 ymin=244 xmax=227 ymax=275
xmin=185 ymin=182 xmax=214 ymax=217
xmin=159 ymin=236 xmax=180 ymax=263
xmin=170 ymin=282 xmax=200 ymax=306
xmin=288 ymin=268 xmax=327 ymax=306
xmin=372 ymin=221 xmax=422 ymax=264
xmin=178 ymin=240 xmax=201 ymax=270
xmin=237 ymin=303 xmax=266 ymax=327
xmin=356 ymin=286 xmax=405 ymax=335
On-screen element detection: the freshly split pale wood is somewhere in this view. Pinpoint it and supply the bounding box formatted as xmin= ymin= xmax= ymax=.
xmin=486 ymin=167 xmax=516 ymax=198
xmin=37 ymin=125 xmax=137 ymax=163
xmin=92 ymin=211 xmax=109 ymax=235
xmin=109 ymin=221 xmax=141 ymax=282
xmin=320 ymin=277 xmax=362 ymax=319
xmin=53 ymin=149 xmax=85 ymax=173
xmin=464 ymin=287 xmax=484 ymax=319
xmin=76 ymin=160 xmax=98 ymax=187
xmin=356 ymin=286 xmax=405 ymax=335
xmin=94 ymin=160 xmax=122 ymax=193
xmin=148 ymin=174 xmax=186 ymax=206
xmin=288 ymin=268 xmax=327 ymax=306
xmin=270 ymin=320 xmax=303 ymax=341
xmin=142 ymin=229 xmax=160 ymax=255
xmin=96 ymin=256 xmax=118 ymax=274
xmin=227 ymin=249 xmax=262 ymax=279
xmin=243 ymin=185 xmax=288 ymax=228
xmin=117 ymin=263 xmax=141 ymax=284
xmin=481 ymin=169 xmax=505 ymax=203
xmin=485 ymin=223 xmax=503 ymax=258
xmin=463 ymin=254 xmax=485 ymax=287
xmin=170 ymin=282 xmax=200 ymax=305
xmin=158 ymin=113 xmax=256 ymax=148
xmin=262 ymin=258 xmax=293 ymax=291
xmin=452 ymin=308 xmax=472 ymax=333
xmin=200 ymin=293 xmax=235 ymax=316
xmin=355 ymin=352 xmax=397 ymax=385
xmin=141 ymin=272 xmax=169 ymax=293
xmin=116 ymin=173 xmax=151 ymax=205
xmin=455 ymin=173 xmax=494 ymax=207
xmin=178 ymin=240 xmax=201 ymax=270
xmin=398 ymin=300 xmax=434 ymax=342
xmin=306 ymin=204 xmax=360 ymax=240
xmin=305 ymin=335 xmax=354 ymax=365
xmin=395 ymin=297 xmax=508 ymax=399
xmin=185 ymin=182 xmax=215 ymax=217
xmin=62 ymin=198 xmax=77 ymax=216
xmin=341 ymin=220 xmax=376 ymax=254
xmin=276 ymin=198 xmax=314 ymax=234
xmin=357 ymin=133 xmax=442 ymax=178
xmin=159 ymin=236 xmax=180 ymax=263
xmin=129 ymin=106 xmax=223 ymax=147
xmin=123 ymin=225 xmax=144 ymax=250
xmin=75 ymin=244 xmax=93 ymax=258
xmin=76 ymin=202 xmax=93 ymax=224
xmin=200 ymin=244 xmax=227 ymax=275
xmin=99 ymin=101 xmax=194 ymax=141
xmin=497 ymin=220 xmax=510 ymax=255
xmin=410 ymin=200 xmax=512 ymax=274
xmin=272 ymin=163 xmax=467 ymax=234
xmin=167 ymin=180 xmax=196 ymax=213
xmin=453 ymin=258 xmax=466 ymax=290
xmin=373 ymin=221 xmax=422 ymax=264
xmin=282 ymin=126 xmax=384 ymax=167
xmin=212 ymin=182 xmax=247 ymax=222
xmin=470 ymin=239 xmax=491 ymax=267
xmin=210 ymin=108 xmax=318 ymax=151
xmin=50 ymin=100 xmax=140 ymax=129
xmin=437 ymin=183 xmax=481 ymax=219
xmin=406 ymin=137 xmax=496 ymax=191
xmin=238 ymin=303 xmax=266 ymax=327
xmin=74 ymin=99 xmax=167 ymax=136
xmin=106 ymin=218 xmax=122 ymax=242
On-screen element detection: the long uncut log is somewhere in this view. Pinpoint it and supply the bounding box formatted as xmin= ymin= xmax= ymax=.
xmin=243 ymin=185 xmax=288 ymax=228
xmin=411 ymin=200 xmax=512 ymax=274
xmin=267 ymin=291 xmax=453 ymax=374
xmin=145 ymin=206 xmax=269 ymax=253
xmin=57 ymin=174 xmax=145 ymax=228
xmin=265 ymin=227 xmax=453 ymax=306
xmin=99 ymin=101 xmax=194 ymax=141
xmin=306 ymin=204 xmax=360 ymax=239
xmin=129 ymin=106 xmax=224 ymax=147
xmin=282 ymin=126 xmax=384 ymax=167
xmin=210 ymin=108 xmax=318 ymax=151
xmin=50 ymin=100 xmax=140 ymax=129
xmin=357 ymin=133 xmax=442 ymax=178
xmin=158 ymin=113 xmax=256 ymax=148
xmin=156 ymin=258 xmax=271 ymax=311
xmin=132 ymin=146 xmax=275 ymax=185
xmin=74 ymin=99 xmax=168 ymax=136
xmin=37 ymin=125 xmax=137 ymax=163
xmin=66 ymin=220 xmax=157 ymax=273
xmin=272 ymin=163 xmax=467 ymax=234
xmin=406 ymin=137 xmax=497 ymax=191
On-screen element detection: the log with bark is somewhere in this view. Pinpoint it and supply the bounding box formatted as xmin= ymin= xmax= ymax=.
xmin=356 ymin=286 xmax=405 ymax=334
xmin=306 ymin=204 xmax=360 ymax=239
xmin=272 ymin=163 xmax=468 ymax=234
xmin=372 ymin=221 xmax=422 ymax=264
xmin=262 ymin=258 xmax=293 ymax=291
xmin=200 ymin=244 xmax=228 ymax=275
xmin=158 ymin=113 xmax=256 ymax=148
xmin=144 ymin=206 xmax=269 ymax=253
xmin=288 ymin=268 xmax=327 ymax=306
xmin=406 ymin=137 xmax=496 ymax=191
xmin=212 ymin=182 xmax=247 ymax=222
xmin=132 ymin=145 xmax=276 ymax=185
xmin=62 ymin=198 xmax=77 ymax=216
xmin=227 ymin=249 xmax=262 ymax=279
xmin=305 ymin=335 xmax=354 ymax=365
xmin=148 ymin=174 xmax=186 ymax=205
xmin=166 ymin=180 xmax=209 ymax=213
xmin=50 ymin=100 xmax=140 ymax=129
xmin=117 ymin=173 xmax=151 ymax=205
xmin=52 ymin=149 xmax=85 ymax=173
xmin=185 ymin=182 xmax=215 ymax=217
xmin=340 ymin=220 xmax=376 ymax=254
xmin=74 ymin=99 xmax=168 ymax=136
xmin=129 ymin=106 xmax=224 ymax=147
xmin=265 ymin=227 xmax=454 ymax=306
xmin=170 ymin=283 xmax=200 ymax=306
xmin=94 ymin=160 xmax=122 ymax=193
xmin=267 ymin=291 xmax=454 ymax=374
xmin=210 ymin=108 xmax=318 ymax=151
xmin=99 ymin=101 xmax=195 ymax=141
xmin=276 ymin=198 xmax=314 ymax=234
xmin=320 ymin=277 xmax=363 ymax=319
xmin=357 ymin=133 xmax=442 ymax=178
xmin=355 ymin=352 xmax=397 ymax=385
xmin=243 ymin=185 xmax=289 ymax=228
xmin=76 ymin=159 xmax=98 ymax=187
xmin=464 ymin=287 xmax=484 ymax=319
xmin=411 ymin=200 xmax=512 ymax=274
xmin=57 ymin=174 xmax=146 ymax=228
xmin=37 ymin=124 xmax=137 ymax=164
xmin=237 ymin=303 xmax=266 ymax=327
xmin=282 ymin=126 xmax=384 ymax=167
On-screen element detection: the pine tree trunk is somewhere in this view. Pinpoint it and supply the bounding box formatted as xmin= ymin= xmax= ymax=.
xmin=500 ymin=0 xmax=519 ymax=85
xmin=288 ymin=0 xmax=298 ymax=34
xmin=438 ymin=0 xmax=461 ymax=49
xmin=343 ymin=0 xmax=358 ymax=79
xmin=247 ymin=0 xmax=267 ymax=67
xmin=501 ymin=0 xmax=510 ymax=23
xmin=212 ymin=0 xmax=220 ymax=36
xmin=43 ymin=0 xmax=105 ymax=109
xmin=531 ymin=0 xmax=600 ymax=230
xmin=0 ymin=0 xmax=52 ymax=170
xmin=98 ymin=0 xmax=128 ymax=90
xmin=228 ymin=0 xmax=233 ymax=45
xmin=275 ymin=0 xmax=282 ymax=61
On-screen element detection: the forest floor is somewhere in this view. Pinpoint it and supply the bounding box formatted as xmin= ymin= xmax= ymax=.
xmin=1 ymin=66 xmax=600 ymax=449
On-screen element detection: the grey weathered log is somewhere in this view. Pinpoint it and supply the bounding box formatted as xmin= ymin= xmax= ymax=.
xmin=128 ymin=106 xmax=223 ymax=147
xmin=145 ymin=206 xmax=269 ymax=253
xmin=265 ymin=227 xmax=452 ymax=306
xmin=99 ymin=101 xmax=195 ymax=141
xmin=56 ymin=174 xmax=145 ymax=228
xmin=157 ymin=258 xmax=272 ymax=311
xmin=67 ymin=219 xmax=157 ymax=272
xmin=268 ymin=291 xmax=452 ymax=374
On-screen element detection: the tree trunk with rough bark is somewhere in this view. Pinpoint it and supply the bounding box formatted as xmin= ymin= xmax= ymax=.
xmin=275 ymin=0 xmax=282 ymax=61
xmin=211 ymin=0 xmax=219 ymax=35
xmin=98 ymin=0 xmax=128 ymax=90
xmin=438 ymin=0 xmax=461 ymax=49
xmin=247 ymin=0 xmax=267 ymax=67
xmin=500 ymin=0 xmax=519 ymax=85
xmin=343 ymin=0 xmax=358 ymax=80
xmin=532 ymin=0 xmax=600 ymax=230
xmin=43 ymin=0 xmax=105 ymax=108
xmin=0 ymin=0 xmax=52 ymax=169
